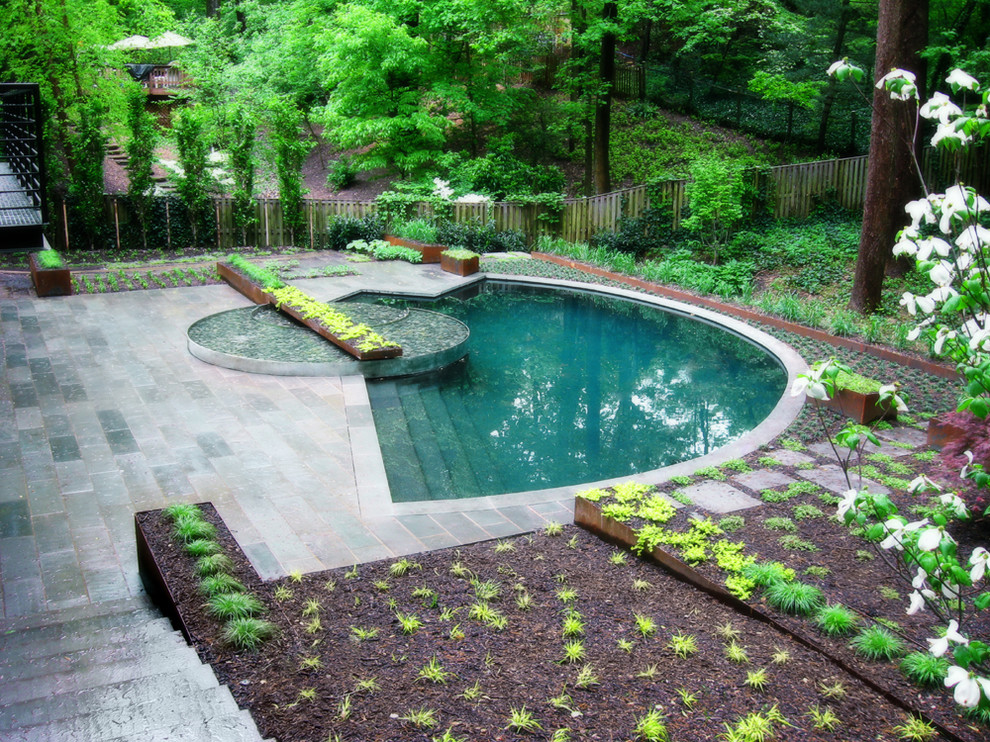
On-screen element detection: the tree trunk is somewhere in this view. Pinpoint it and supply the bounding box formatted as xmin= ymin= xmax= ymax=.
xmin=849 ymin=0 xmax=928 ymax=314
xmin=816 ymin=0 xmax=852 ymax=153
xmin=594 ymin=2 xmax=617 ymax=194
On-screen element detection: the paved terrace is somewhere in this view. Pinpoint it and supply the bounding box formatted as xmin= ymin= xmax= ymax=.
xmin=0 ymin=260 xmax=587 ymax=620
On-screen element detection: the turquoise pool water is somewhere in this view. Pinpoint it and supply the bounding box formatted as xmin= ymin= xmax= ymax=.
xmin=355 ymin=282 xmax=786 ymax=502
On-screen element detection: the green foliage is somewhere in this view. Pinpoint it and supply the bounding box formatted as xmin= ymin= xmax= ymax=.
xmin=682 ymin=158 xmax=745 ymax=263
xmin=900 ymin=652 xmax=950 ymax=687
xmin=718 ymin=515 xmax=745 ymax=532
xmin=206 ymin=592 xmax=266 ymax=621
xmin=633 ymin=708 xmax=669 ymax=741
xmin=172 ymin=515 xmax=217 ymax=543
xmin=69 ymin=97 xmax=108 ymax=247
xmin=741 ymin=561 xmax=794 ymax=587
xmin=199 ymin=573 xmax=245 ymax=596
xmin=222 ymin=617 xmax=277 ymax=651
xmin=436 ymin=220 xmax=527 ymax=255
xmin=269 ymin=285 xmax=399 ymax=353
xmin=173 ymin=106 xmax=213 ymax=245
xmin=184 ymin=539 xmax=221 ymax=557
xmin=393 ymin=219 xmax=438 ymax=243
xmin=35 ymin=250 xmax=65 ymax=270
xmin=267 ymin=98 xmax=310 ymax=240
xmin=813 ymin=604 xmax=859 ymax=637
xmin=125 ymin=86 xmax=157 ymax=246
xmin=765 ymin=580 xmax=824 ymax=616
xmin=850 ymin=626 xmax=906 ymax=661
xmin=229 ymin=107 xmax=257 ymax=238
xmin=762 ymin=517 xmax=796 ymax=532
xmin=227 ymin=255 xmax=284 ymax=289
xmin=320 ymin=215 xmax=384 ymax=251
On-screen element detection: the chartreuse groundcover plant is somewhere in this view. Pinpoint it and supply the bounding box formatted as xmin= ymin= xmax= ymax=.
xmin=802 ymin=61 xmax=990 ymax=715
xmin=268 ymin=285 xmax=399 ymax=354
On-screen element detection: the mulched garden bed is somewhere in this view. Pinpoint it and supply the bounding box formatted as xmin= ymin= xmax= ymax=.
xmin=138 ymin=479 xmax=987 ymax=742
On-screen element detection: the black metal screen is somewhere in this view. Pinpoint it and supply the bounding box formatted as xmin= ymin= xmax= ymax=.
xmin=0 ymin=83 xmax=47 ymax=251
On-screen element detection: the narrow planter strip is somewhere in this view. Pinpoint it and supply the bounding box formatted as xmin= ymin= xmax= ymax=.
xmin=217 ymin=260 xmax=402 ymax=361
xmin=573 ymin=495 xmax=968 ymax=742
xmin=384 ymin=234 xmax=445 ymax=264
xmin=29 ymin=253 xmax=72 ymax=297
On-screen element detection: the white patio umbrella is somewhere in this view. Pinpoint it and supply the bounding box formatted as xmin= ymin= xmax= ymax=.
xmin=148 ymin=32 xmax=194 ymax=49
xmin=108 ymin=35 xmax=152 ymax=50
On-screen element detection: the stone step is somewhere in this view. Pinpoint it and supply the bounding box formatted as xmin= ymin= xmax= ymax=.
xmin=400 ymin=384 xmax=457 ymax=499
xmin=419 ymin=386 xmax=480 ymax=496
xmin=0 ymin=612 xmax=175 ymax=661
xmin=4 ymin=707 xmax=265 ymax=742
xmin=0 ymin=665 xmax=222 ymax=731
xmin=370 ymin=380 xmax=431 ymax=501
xmin=0 ymin=596 xmax=156 ymax=632
xmin=1 ymin=623 xmax=187 ymax=681
xmin=2 ymin=640 xmax=208 ymax=705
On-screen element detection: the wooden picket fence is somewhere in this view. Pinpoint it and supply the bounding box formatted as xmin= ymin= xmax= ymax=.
xmin=81 ymin=148 xmax=990 ymax=251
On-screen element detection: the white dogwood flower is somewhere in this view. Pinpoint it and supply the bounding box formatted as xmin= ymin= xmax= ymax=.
xmin=970 ymin=547 xmax=990 ymax=582
xmin=877 ymin=68 xmax=917 ymax=100
xmin=929 ymin=620 xmax=969 ymax=657
xmin=946 ymin=68 xmax=980 ymax=92
xmin=945 ymin=666 xmax=989 ymax=708
xmin=920 ymin=92 xmax=963 ymax=124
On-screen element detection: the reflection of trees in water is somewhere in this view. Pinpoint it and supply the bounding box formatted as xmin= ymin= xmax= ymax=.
xmin=369 ymin=285 xmax=785 ymax=493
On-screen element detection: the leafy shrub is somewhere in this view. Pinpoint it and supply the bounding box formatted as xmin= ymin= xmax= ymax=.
xmin=320 ymin=215 xmax=384 ymax=251
xmin=436 ymin=219 xmax=527 ymax=254
xmin=327 ymin=155 xmax=357 ymax=190
xmin=36 ymin=250 xmax=65 ymax=269
xmin=938 ymin=410 xmax=990 ymax=517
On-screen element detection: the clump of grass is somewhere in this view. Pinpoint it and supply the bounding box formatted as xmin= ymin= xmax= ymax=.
xmin=506 ymin=706 xmax=542 ymax=733
xmin=163 ymin=502 xmax=201 ymax=522
xmin=633 ymin=708 xmax=669 ymax=741
xmin=173 ymin=516 xmax=217 ymax=543
xmin=814 ymin=604 xmax=859 ymax=636
xmin=194 ymin=553 xmax=234 ymax=577
xmin=724 ymin=640 xmax=749 ymax=663
xmin=543 ymin=521 xmax=564 ymax=536
xmin=634 ymin=613 xmax=657 ymax=637
xmin=850 ymin=625 xmax=905 ymax=661
xmin=741 ymin=561 xmax=794 ymax=587
xmin=891 ymin=715 xmax=938 ymax=741
xmin=668 ymin=632 xmax=698 ymax=659
xmin=803 ymin=565 xmax=831 ymax=578
xmin=184 ymin=538 xmax=221 ymax=557
xmin=745 ymin=668 xmax=769 ymax=690
xmin=778 ymin=534 xmax=820 ymax=551
xmin=900 ymin=652 xmax=949 ymax=687
xmin=765 ymin=580 xmax=824 ymax=616
xmin=222 ymin=617 xmax=276 ymax=650
xmin=205 ymin=592 xmax=266 ymax=620
xmin=807 ymin=704 xmax=840 ymax=731
xmin=199 ymin=573 xmax=245 ymax=595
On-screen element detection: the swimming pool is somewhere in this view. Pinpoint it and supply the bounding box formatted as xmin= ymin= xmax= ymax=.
xmin=352 ymin=280 xmax=794 ymax=503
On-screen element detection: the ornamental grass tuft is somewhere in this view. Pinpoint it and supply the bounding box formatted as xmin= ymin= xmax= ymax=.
xmin=222 ymin=617 xmax=277 ymax=650
xmin=765 ymin=580 xmax=824 ymax=616
xmin=850 ymin=625 xmax=905 ymax=661
xmin=813 ymin=603 xmax=859 ymax=636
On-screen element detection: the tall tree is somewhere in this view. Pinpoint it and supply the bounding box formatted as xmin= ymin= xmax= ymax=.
xmin=849 ymin=0 xmax=929 ymax=314
xmin=594 ymin=2 xmax=618 ymax=193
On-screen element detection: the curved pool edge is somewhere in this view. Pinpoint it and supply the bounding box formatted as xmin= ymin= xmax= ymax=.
xmin=363 ymin=274 xmax=808 ymax=518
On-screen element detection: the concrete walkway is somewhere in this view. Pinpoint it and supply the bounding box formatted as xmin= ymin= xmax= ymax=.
xmin=0 ymin=259 xmax=575 ymax=621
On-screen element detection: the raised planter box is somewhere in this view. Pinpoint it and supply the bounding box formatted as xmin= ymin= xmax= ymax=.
xmin=927 ymin=413 xmax=967 ymax=450
xmin=275 ymin=299 xmax=402 ymax=361
xmin=822 ymin=387 xmax=895 ymax=425
xmin=384 ymin=234 xmax=445 ymax=264
xmin=217 ymin=261 xmax=273 ymax=306
xmin=218 ymin=259 xmax=402 ymax=361
xmin=440 ymin=252 xmax=480 ymax=276
xmin=29 ymin=254 xmax=72 ymax=297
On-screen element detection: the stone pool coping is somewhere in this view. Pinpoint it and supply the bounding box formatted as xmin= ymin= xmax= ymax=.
xmin=360 ymin=274 xmax=808 ymax=518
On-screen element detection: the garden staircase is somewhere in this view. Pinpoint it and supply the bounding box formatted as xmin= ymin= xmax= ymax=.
xmin=106 ymin=142 xmax=175 ymax=195
xmin=0 ymin=596 xmax=270 ymax=741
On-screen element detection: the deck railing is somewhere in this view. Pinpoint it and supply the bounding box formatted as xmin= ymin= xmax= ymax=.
xmin=0 ymin=83 xmax=46 ymax=250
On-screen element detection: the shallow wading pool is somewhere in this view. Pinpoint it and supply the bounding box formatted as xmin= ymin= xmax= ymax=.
xmin=349 ymin=279 xmax=806 ymax=503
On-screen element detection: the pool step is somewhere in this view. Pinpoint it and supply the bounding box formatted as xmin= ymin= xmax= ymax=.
xmin=369 ymin=381 xmax=431 ymax=502
xmin=416 ymin=386 xmax=481 ymax=497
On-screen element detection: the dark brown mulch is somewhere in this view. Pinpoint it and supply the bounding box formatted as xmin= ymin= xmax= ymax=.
xmin=138 ymin=492 xmax=984 ymax=742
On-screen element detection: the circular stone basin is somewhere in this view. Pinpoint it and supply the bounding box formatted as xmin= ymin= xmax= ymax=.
xmin=187 ymin=303 xmax=469 ymax=378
